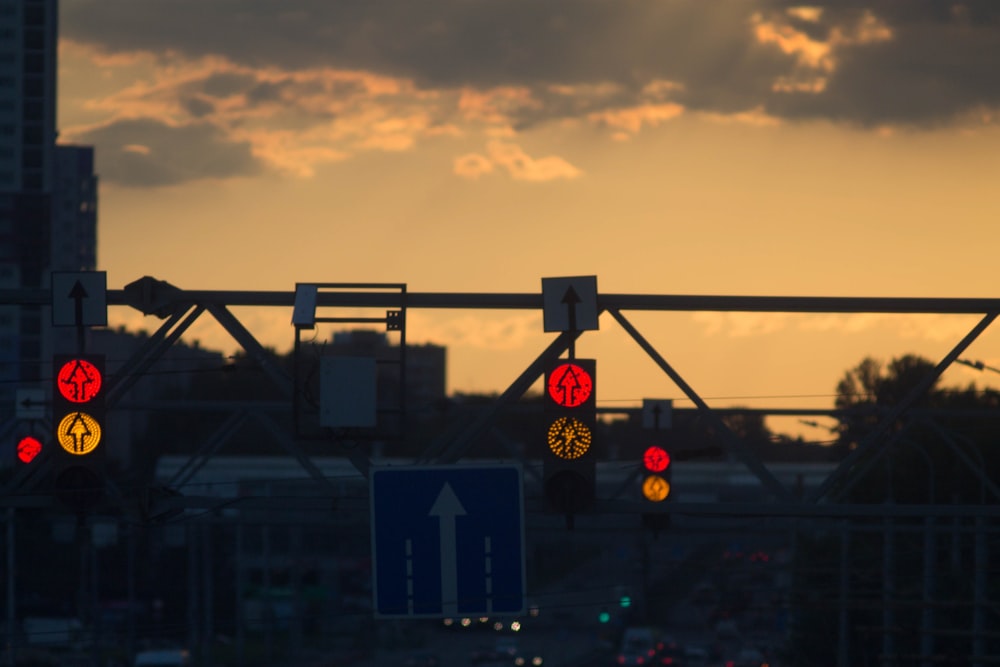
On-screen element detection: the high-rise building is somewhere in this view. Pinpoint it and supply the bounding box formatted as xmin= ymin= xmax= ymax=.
xmin=0 ymin=0 xmax=97 ymax=406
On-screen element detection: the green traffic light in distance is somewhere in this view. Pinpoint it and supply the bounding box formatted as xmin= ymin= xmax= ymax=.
xmin=598 ymin=610 xmax=611 ymax=623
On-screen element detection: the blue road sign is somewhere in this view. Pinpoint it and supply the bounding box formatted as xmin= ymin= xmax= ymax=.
xmin=370 ymin=464 xmax=526 ymax=618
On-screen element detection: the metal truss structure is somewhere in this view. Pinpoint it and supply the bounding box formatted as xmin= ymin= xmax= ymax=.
xmin=3 ymin=277 xmax=1000 ymax=520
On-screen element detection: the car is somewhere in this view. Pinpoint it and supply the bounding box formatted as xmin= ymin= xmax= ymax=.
xmin=615 ymin=627 xmax=659 ymax=666
xmin=653 ymin=639 xmax=684 ymax=666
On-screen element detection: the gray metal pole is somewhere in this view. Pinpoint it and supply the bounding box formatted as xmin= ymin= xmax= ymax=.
xmin=972 ymin=516 xmax=986 ymax=667
xmin=263 ymin=523 xmax=272 ymax=660
xmin=5 ymin=508 xmax=14 ymax=667
xmin=882 ymin=515 xmax=894 ymax=665
xmin=921 ymin=518 xmax=934 ymax=667
xmin=291 ymin=524 xmax=302 ymax=654
xmin=837 ymin=522 xmax=850 ymax=667
xmin=187 ymin=523 xmax=199 ymax=665
xmin=202 ymin=521 xmax=213 ymax=666
xmin=235 ymin=519 xmax=244 ymax=667
xmin=127 ymin=523 xmax=136 ymax=662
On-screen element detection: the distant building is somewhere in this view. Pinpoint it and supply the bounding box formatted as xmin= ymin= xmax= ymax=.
xmin=0 ymin=0 xmax=98 ymax=411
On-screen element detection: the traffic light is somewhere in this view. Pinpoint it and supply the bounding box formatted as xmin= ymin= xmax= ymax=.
xmin=51 ymin=354 xmax=107 ymax=511
xmin=542 ymin=358 xmax=597 ymax=522
xmin=16 ymin=435 xmax=43 ymax=466
xmin=640 ymin=444 xmax=671 ymax=533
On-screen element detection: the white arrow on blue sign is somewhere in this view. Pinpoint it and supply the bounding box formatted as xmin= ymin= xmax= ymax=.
xmin=370 ymin=464 xmax=526 ymax=618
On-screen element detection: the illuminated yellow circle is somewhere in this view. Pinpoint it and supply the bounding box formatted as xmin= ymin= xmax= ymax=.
xmin=642 ymin=474 xmax=671 ymax=502
xmin=547 ymin=416 xmax=592 ymax=460
xmin=56 ymin=412 xmax=102 ymax=455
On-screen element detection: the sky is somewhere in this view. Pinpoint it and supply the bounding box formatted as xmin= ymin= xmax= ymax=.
xmin=54 ymin=1 xmax=1000 ymax=440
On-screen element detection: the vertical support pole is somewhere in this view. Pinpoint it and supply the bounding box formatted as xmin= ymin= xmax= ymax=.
xmin=921 ymin=517 xmax=934 ymax=667
xmin=291 ymin=525 xmax=302 ymax=654
xmin=972 ymin=516 xmax=986 ymax=667
xmin=187 ymin=523 xmax=199 ymax=665
xmin=127 ymin=523 xmax=136 ymax=663
xmin=263 ymin=524 xmax=272 ymax=660
xmin=202 ymin=521 xmax=213 ymax=666
xmin=75 ymin=521 xmax=89 ymax=659
xmin=882 ymin=515 xmax=894 ymax=666
xmin=91 ymin=528 xmax=100 ymax=667
xmin=5 ymin=508 xmax=15 ymax=667
xmin=235 ymin=519 xmax=245 ymax=667
xmin=837 ymin=522 xmax=850 ymax=667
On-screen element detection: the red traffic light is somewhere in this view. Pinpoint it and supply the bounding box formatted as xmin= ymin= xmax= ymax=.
xmin=546 ymin=362 xmax=594 ymax=408
xmin=56 ymin=358 xmax=103 ymax=403
xmin=17 ymin=436 xmax=42 ymax=464
xmin=643 ymin=445 xmax=670 ymax=473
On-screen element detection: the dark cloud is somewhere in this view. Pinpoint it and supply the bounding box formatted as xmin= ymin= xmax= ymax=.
xmin=74 ymin=119 xmax=263 ymax=187
xmin=61 ymin=0 xmax=1000 ymax=129
xmin=182 ymin=96 xmax=215 ymax=118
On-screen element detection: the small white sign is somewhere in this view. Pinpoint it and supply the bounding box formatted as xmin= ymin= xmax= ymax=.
xmin=541 ymin=275 xmax=599 ymax=332
xmin=51 ymin=271 xmax=107 ymax=327
xmin=643 ymin=399 xmax=673 ymax=430
xmin=320 ymin=356 xmax=377 ymax=428
xmin=15 ymin=388 xmax=44 ymax=420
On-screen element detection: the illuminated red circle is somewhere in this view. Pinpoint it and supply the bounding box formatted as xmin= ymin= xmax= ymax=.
xmin=56 ymin=358 xmax=103 ymax=403
xmin=643 ymin=446 xmax=670 ymax=472
xmin=546 ymin=363 xmax=593 ymax=408
xmin=17 ymin=436 xmax=42 ymax=464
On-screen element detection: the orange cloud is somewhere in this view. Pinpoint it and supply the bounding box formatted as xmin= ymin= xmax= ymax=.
xmin=453 ymin=153 xmax=494 ymax=179
xmin=589 ymin=103 xmax=684 ymax=135
xmin=486 ymin=141 xmax=582 ymax=182
xmin=458 ymin=86 xmax=539 ymax=126
xmin=453 ymin=141 xmax=581 ymax=182
xmin=752 ymin=9 xmax=893 ymax=96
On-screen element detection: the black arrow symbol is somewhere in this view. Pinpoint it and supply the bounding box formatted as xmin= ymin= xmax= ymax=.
xmin=562 ymin=286 xmax=582 ymax=358
xmin=562 ymin=286 xmax=581 ymax=332
xmin=69 ymin=280 xmax=89 ymax=327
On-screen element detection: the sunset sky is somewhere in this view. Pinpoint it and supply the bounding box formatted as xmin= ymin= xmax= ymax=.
xmin=54 ymin=1 xmax=1000 ymax=440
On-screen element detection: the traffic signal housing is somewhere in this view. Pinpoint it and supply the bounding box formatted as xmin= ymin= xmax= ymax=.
xmin=542 ymin=358 xmax=597 ymax=522
xmin=640 ymin=444 xmax=671 ymax=533
xmin=51 ymin=354 xmax=107 ymax=511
